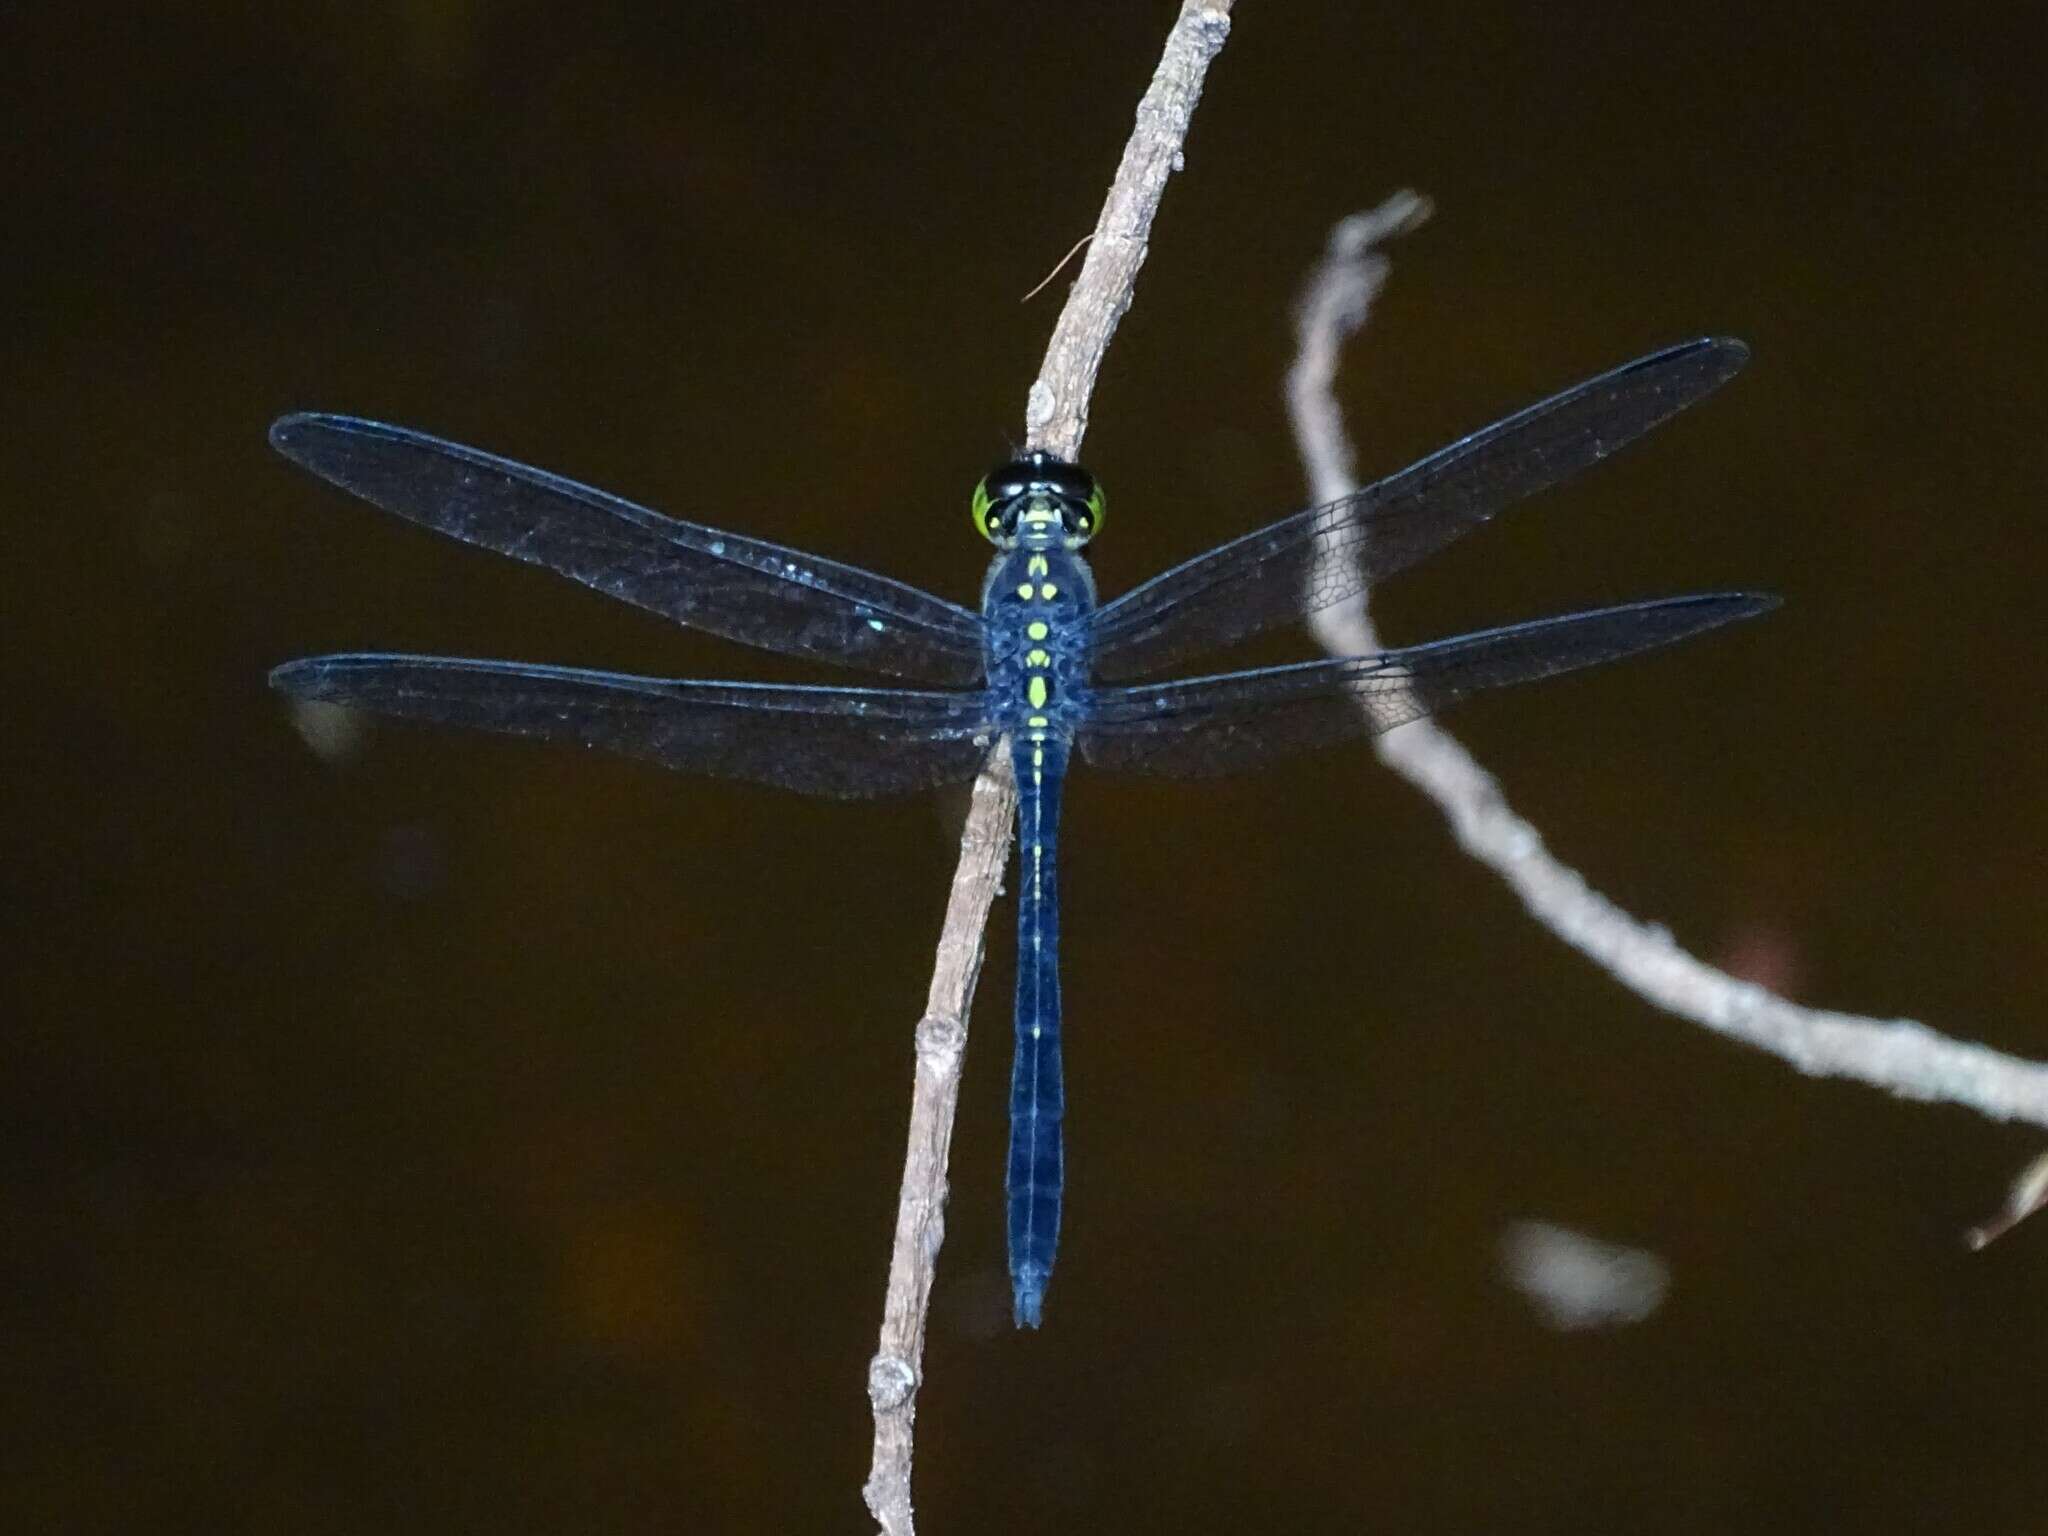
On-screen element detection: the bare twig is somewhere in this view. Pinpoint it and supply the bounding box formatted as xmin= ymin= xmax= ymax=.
xmin=1286 ymin=202 xmax=2048 ymax=1130
xmin=863 ymin=6 xmax=1234 ymax=1532
xmin=1027 ymin=1 xmax=1236 ymax=462
xmin=862 ymin=753 xmax=1013 ymax=1533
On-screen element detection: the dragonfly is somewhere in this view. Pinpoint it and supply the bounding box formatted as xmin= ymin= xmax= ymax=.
xmin=269 ymin=336 xmax=1775 ymax=1328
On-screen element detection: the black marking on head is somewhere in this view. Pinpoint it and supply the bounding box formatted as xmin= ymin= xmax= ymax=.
xmin=971 ymin=451 xmax=1104 ymax=546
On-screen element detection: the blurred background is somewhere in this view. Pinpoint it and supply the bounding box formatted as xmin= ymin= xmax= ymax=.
xmin=6 ymin=1 xmax=2046 ymax=1529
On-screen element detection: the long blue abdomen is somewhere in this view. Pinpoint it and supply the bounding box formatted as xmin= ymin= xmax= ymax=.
xmin=1006 ymin=736 xmax=1068 ymax=1327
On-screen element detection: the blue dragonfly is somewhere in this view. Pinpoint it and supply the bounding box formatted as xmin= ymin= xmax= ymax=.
xmin=269 ymin=337 xmax=1774 ymax=1327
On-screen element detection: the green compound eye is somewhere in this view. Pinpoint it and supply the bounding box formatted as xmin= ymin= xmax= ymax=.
xmin=970 ymin=476 xmax=995 ymax=541
xmin=1083 ymin=482 xmax=1106 ymax=537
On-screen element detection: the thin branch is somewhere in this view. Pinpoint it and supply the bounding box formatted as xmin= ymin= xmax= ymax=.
xmin=1027 ymin=0 xmax=1236 ymax=462
xmin=862 ymin=751 xmax=1013 ymax=1534
xmin=862 ymin=6 xmax=1235 ymax=1532
xmin=1286 ymin=201 xmax=2048 ymax=1130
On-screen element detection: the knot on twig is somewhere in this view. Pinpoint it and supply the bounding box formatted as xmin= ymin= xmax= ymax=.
xmin=1186 ymin=3 xmax=1232 ymax=47
xmin=916 ymin=1012 xmax=967 ymax=1056
xmin=1024 ymin=380 xmax=1058 ymax=432
xmin=867 ymin=1353 xmax=918 ymax=1410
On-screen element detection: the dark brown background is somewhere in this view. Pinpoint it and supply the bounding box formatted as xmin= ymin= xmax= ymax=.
xmin=8 ymin=2 xmax=2047 ymax=1530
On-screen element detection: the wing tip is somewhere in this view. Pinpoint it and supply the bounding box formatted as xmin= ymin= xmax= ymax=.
xmin=1640 ymin=589 xmax=1780 ymax=633
xmin=270 ymin=411 xmax=396 ymax=463
xmin=268 ymin=411 xmax=327 ymax=454
xmin=1658 ymin=334 xmax=1750 ymax=383
xmin=271 ymin=655 xmax=395 ymax=700
xmin=268 ymin=657 xmax=331 ymax=698
xmin=1709 ymin=588 xmax=1781 ymax=621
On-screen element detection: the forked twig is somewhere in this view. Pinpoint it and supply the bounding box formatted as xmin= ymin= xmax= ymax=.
xmin=1288 ymin=201 xmax=2048 ymax=1128
xmin=862 ymin=5 xmax=1235 ymax=1532
xmin=1020 ymin=233 xmax=1094 ymax=305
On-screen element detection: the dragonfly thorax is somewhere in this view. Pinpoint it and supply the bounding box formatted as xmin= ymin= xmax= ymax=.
xmin=972 ymin=451 xmax=1105 ymax=551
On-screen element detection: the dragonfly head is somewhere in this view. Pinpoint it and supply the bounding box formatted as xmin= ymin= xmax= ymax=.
xmin=972 ymin=451 xmax=1104 ymax=551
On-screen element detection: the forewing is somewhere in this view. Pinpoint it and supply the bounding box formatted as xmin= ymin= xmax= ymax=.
xmin=272 ymin=656 xmax=999 ymax=798
xmin=1089 ymin=338 xmax=1750 ymax=680
xmin=270 ymin=415 xmax=988 ymax=685
xmin=1080 ymin=593 xmax=1775 ymax=777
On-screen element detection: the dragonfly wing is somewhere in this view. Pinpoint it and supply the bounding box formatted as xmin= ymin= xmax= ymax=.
xmin=1089 ymin=338 xmax=1750 ymax=680
xmin=273 ymin=656 xmax=999 ymax=798
xmin=270 ymin=415 xmax=989 ymax=685
xmin=1079 ymin=593 xmax=1776 ymax=777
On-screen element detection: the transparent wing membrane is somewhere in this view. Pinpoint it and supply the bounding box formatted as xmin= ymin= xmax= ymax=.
xmin=270 ymin=415 xmax=989 ymax=684
xmin=1079 ymin=593 xmax=1776 ymax=777
xmin=1088 ymin=338 xmax=1749 ymax=679
xmin=271 ymin=656 xmax=996 ymax=798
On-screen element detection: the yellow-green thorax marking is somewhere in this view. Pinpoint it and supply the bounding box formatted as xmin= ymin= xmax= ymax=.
xmin=973 ymin=450 xmax=1103 ymax=756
